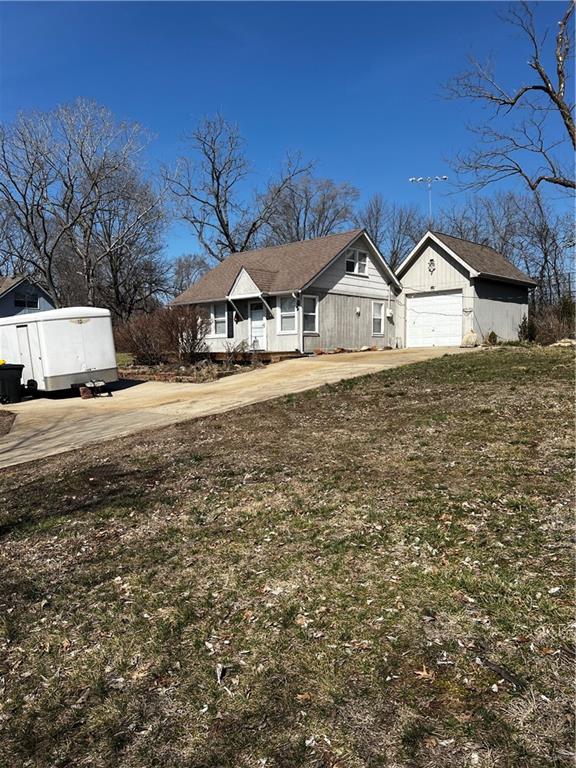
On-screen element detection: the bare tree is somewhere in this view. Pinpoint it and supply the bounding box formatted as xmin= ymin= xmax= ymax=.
xmin=171 ymin=253 xmax=210 ymax=296
xmin=447 ymin=1 xmax=575 ymax=192
xmin=355 ymin=196 xmax=425 ymax=268
xmin=94 ymin=173 xmax=169 ymax=321
xmin=436 ymin=191 xmax=574 ymax=304
xmin=437 ymin=192 xmax=521 ymax=260
xmin=0 ymin=99 xmax=166 ymax=309
xmin=0 ymin=200 xmax=36 ymax=276
xmin=165 ymin=114 xmax=309 ymax=261
xmin=354 ymin=193 xmax=387 ymax=251
xmin=512 ymin=192 xmax=574 ymax=304
xmin=262 ymin=175 xmax=358 ymax=245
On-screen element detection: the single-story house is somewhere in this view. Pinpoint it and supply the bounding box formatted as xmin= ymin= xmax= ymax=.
xmin=0 ymin=275 xmax=54 ymax=318
xmin=172 ymin=229 xmax=402 ymax=353
xmin=173 ymin=228 xmax=536 ymax=353
xmin=395 ymin=231 xmax=537 ymax=347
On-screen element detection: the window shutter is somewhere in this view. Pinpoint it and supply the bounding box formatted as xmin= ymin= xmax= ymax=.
xmin=227 ymin=303 xmax=234 ymax=338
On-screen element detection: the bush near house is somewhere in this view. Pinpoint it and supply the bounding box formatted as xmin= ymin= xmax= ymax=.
xmin=519 ymin=297 xmax=575 ymax=344
xmin=115 ymin=306 xmax=210 ymax=365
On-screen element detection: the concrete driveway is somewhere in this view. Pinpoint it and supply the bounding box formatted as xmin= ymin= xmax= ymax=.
xmin=0 ymin=347 xmax=470 ymax=469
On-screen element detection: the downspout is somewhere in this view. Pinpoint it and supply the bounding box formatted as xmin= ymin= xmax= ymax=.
xmin=387 ymin=285 xmax=392 ymax=346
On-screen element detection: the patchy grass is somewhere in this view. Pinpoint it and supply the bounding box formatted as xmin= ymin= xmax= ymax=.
xmin=116 ymin=351 xmax=134 ymax=367
xmin=0 ymin=347 xmax=573 ymax=768
xmin=0 ymin=409 xmax=15 ymax=436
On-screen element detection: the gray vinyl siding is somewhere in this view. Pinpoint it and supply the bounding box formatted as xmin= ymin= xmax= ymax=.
xmin=302 ymin=234 xmax=397 ymax=351
xmin=397 ymin=241 xmax=531 ymax=346
xmin=303 ymin=291 xmax=397 ymax=353
xmin=472 ymin=279 xmax=529 ymax=342
xmin=229 ymin=269 xmax=260 ymax=297
xmin=311 ymin=233 xmax=393 ymax=298
xmin=201 ymin=234 xmax=398 ymax=353
xmin=200 ymin=299 xmax=299 ymax=352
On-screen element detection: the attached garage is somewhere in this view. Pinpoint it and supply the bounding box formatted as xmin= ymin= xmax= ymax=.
xmin=396 ymin=231 xmax=537 ymax=348
xmin=406 ymin=290 xmax=463 ymax=347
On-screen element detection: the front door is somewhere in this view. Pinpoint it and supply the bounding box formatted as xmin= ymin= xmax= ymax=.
xmin=249 ymin=302 xmax=266 ymax=350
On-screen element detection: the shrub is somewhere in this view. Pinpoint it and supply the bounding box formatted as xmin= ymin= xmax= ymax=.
xmin=518 ymin=314 xmax=536 ymax=342
xmin=526 ymin=298 xmax=576 ymax=345
xmin=158 ymin=305 xmax=211 ymax=362
xmin=115 ymin=312 xmax=166 ymax=365
xmin=115 ymin=306 xmax=210 ymax=365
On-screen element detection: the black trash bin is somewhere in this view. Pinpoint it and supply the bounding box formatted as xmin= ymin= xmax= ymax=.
xmin=0 ymin=364 xmax=24 ymax=404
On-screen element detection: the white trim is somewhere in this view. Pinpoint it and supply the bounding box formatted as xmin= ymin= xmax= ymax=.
xmin=248 ymin=301 xmax=267 ymax=351
xmin=371 ymin=300 xmax=385 ymax=336
xmin=396 ymin=231 xmax=479 ymax=280
xmin=227 ymin=267 xmax=261 ymax=300
xmin=344 ymin=248 xmax=369 ymax=276
xmin=207 ymin=301 xmax=228 ymax=338
xmin=302 ymin=294 xmax=319 ymax=334
xmin=277 ymin=295 xmax=298 ymax=335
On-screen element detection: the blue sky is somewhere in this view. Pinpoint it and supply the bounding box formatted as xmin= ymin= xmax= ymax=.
xmin=0 ymin=1 xmax=570 ymax=259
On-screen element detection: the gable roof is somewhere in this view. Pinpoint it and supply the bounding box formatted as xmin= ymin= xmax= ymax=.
xmin=432 ymin=232 xmax=537 ymax=285
xmin=172 ymin=229 xmax=399 ymax=304
xmin=396 ymin=231 xmax=537 ymax=286
xmin=0 ymin=275 xmax=27 ymax=298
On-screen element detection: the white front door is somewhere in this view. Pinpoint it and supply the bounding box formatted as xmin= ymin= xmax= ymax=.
xmin=249 ymin=302 xmax=266 ymax=350
xmin=406 ymin=291 xmax=463 ymax=347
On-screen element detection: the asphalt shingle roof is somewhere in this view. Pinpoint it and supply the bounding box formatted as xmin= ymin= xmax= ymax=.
xmin=0 ymin=275 xmax=25 ymax=297
xmin=172 ymin=229 xmax=365 ymax=304
xmin=431 ymin=231 xmax=537 ymax=286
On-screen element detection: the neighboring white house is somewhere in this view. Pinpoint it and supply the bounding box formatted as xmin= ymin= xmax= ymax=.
xmin=172 ymin=229 xmax=402 ymax=353
xmin=395 ymin=231 xmax=537 ymax=347
xmin=173 ymin=228 xmax=536 ymax=353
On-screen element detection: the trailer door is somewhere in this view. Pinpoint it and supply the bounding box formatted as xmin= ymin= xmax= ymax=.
xmin=16 ymin=325 xmax=35 ymax=384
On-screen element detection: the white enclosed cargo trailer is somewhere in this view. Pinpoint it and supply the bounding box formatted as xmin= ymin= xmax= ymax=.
xmin=0 ymin=307 xmax=118 ymax=391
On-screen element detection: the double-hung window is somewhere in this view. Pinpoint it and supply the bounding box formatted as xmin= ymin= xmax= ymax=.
xmin=278 ymin=296 xmax=296 ymax=333
xmin=303 ymin=295 xmax=318 ymax=333
xmin=372 ymin=301 xmax=384 ymax=336
xmin=345 ymin=249 xmax=368 ymax=276
xmin=211 ymin=302 xmax=227 ymax=336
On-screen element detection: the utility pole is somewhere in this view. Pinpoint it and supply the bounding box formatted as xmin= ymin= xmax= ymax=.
xmin=409 ymin=175 xmax=448 ymax=225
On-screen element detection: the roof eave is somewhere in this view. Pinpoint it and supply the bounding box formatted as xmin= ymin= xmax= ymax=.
xmin=475 ymin=272 xmax=537 ymax=288
xmin=396 ymin=231 xmax=475 ymax=280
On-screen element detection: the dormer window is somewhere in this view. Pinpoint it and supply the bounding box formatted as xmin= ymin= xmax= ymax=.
xmin=345 ymin=249 xmax=368 ymax=276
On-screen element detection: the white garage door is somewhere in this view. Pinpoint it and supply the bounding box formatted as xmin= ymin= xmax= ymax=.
xmin=406 ymin=291 xmax=463 ymax=347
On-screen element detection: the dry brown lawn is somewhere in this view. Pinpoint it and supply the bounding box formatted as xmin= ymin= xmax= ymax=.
xmin=0 ymin=409 xmax=15 ymax=437
xmin=0 ymin=347 xmax=573 ymax=768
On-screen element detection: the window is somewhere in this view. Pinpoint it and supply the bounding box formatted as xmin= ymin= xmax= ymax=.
xmin=372 ymin=302 xmax=384 ymax=335
xmin=278 ymin=296 xmax=296 ymax=333
xmin=14 ymin=292 xmax=38 ymax=309
xmin=344 ymin=249 xmax=368 ymax=276
xmin=303 ymin=295 xmax=318 ymax=333
xmin=211 ymin=302 xmax=227 ymax=336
